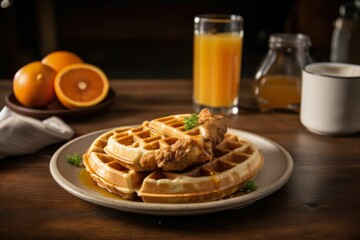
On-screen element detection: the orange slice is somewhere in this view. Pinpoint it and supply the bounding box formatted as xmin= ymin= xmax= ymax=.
xmin=54 ymin=63 xmax=110 ymax=109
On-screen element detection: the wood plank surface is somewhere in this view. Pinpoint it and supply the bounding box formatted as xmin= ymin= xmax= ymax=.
xmin=0 ymin=79 xmax=359 ymax=239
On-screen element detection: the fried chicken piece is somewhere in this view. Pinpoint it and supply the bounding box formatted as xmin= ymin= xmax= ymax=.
xmin=197 ymin=108 xmax=227 ymax=158
xmin=140 ymin=108 xmax=227 ymax=171
xmin=140 ymin=138 xmax=208 ymax=171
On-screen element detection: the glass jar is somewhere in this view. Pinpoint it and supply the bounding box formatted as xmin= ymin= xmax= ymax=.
xmin=254 ymin=33 xmax=312 ymax=112
xmin=330 ymin=0 xmax=360 ymax=64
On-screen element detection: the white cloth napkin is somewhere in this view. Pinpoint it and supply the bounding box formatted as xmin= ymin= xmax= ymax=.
xmin=0 ymin=107 xmax=74 ymax=159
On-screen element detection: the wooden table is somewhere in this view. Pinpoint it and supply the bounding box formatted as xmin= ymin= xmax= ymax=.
xmin=0 ymin=79 xmax=359 ymax=239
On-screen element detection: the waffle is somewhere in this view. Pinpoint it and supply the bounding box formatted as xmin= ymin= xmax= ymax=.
xmin=104 ymin=123 xmax=209 ymax=171
xmin=137 ymin=133 xmax=264 ymax=203
xmin=149 ymin=114 xmax=200 ymax=140
xmin=149 ymin=109 xmax=226 ymax=151
xmin=84 ymin=129 xmax=264 ymax=203
xmin=83 ymin=127 xmax=148 ymax=199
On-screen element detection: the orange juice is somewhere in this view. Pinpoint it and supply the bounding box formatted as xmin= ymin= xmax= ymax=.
xmin=254 ymin=75 xmax=301 ymax=112
xmin=193 ymin=33 xmax=243 ymax=108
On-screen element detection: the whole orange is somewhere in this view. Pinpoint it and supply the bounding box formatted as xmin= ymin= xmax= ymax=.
xmin=13 ymin=61 xmax=56 ymax=108
xmin=41 ymin=50 xmax=83 ymax=72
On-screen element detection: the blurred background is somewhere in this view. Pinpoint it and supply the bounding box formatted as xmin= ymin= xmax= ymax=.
xmin=0 ymin=0 xmax=345 ymax=79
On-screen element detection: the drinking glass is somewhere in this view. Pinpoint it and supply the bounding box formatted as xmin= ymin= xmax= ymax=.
xmin=193 ymin=14 xmax=244 ymax=115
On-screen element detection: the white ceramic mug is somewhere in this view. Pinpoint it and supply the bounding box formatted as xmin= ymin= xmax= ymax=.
xmin=301 ymin=62 xmax=360 ymax=136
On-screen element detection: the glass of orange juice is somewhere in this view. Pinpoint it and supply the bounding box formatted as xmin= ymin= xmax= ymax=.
xmin=193 ymin=14 xmax=244 ymax=115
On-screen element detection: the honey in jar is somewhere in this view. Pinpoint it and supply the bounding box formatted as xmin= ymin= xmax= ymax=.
xmin=254 ymin=34 xmax=312 ymax=112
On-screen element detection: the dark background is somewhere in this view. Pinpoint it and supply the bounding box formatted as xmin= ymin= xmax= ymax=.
xmin=0 ymin=0 xmax=343 ymax=79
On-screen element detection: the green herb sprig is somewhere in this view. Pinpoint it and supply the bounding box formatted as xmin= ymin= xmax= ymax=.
xmin=240 ymin=180 xmax=258 ymax=193
xmin=184 ymin=113 xmax=199 ymax=130
xmin=66 ymin=153 xmax=84 ymax=167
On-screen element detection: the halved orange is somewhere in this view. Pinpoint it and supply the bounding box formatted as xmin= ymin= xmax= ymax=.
xmin=54 ymin=63 xmax=109 ymax=109
xmin=42 ymin=51 xmax=83 ymax=72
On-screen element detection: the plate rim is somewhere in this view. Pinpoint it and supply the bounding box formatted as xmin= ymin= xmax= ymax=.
xmin=49 ymin=127 xmax=293 ymax=215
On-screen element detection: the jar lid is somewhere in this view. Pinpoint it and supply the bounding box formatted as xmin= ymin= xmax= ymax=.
xmin=269 ymin=34 xmax=312 ymax=48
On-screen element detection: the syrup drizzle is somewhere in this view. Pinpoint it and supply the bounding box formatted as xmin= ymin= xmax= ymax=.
xmin=208 ymin=153 xmax=221 ymax=189
xmin=78 ymin=169 xmax=124 ymax=200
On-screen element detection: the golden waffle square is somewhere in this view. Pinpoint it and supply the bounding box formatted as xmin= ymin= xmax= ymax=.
xmin=149 ymin=114 xmax=201 ymax=140
xmin=137 ymin=133 xmax=264 ymax=203
xmin=104 ymin=124 xmax=182 ymax=171
xmin=83 ymin=127 xmax=148 ymax=199
xmin=104 ymin=123 xmax=210 ymax=171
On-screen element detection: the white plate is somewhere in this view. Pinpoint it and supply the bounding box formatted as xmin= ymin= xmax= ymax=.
xmin=50 ymin=127 xmax=293 ymax=216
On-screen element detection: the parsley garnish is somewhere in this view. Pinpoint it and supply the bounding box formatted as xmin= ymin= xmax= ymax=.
xmin=66 ymin=153 xmax=84 ymax=167
xmin=240 ymin=180 xmax=258 ymax=193
xmin=184 ymin=113 xmax=199 ymax=130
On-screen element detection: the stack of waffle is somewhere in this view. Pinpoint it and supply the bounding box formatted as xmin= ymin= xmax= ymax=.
xmin=83 ymin=109 xmax=264 ymax=203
